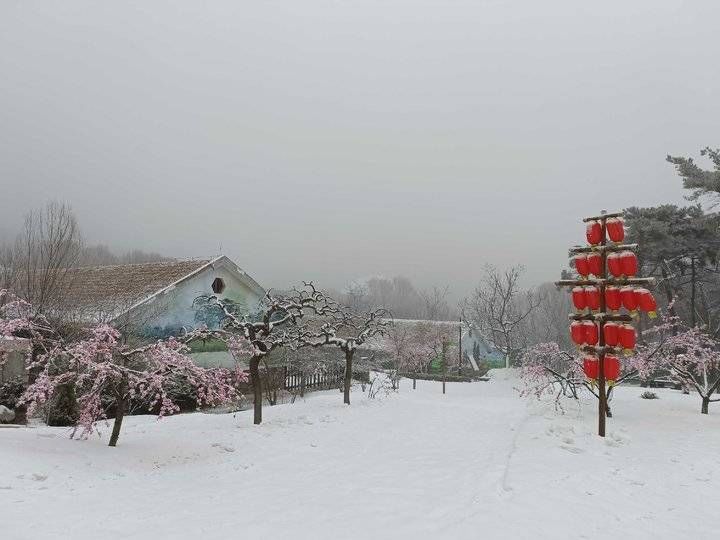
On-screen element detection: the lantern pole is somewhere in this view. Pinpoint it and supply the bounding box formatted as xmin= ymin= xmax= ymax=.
xmin=555 ymin=209 xmax=655 ymax=438
xmin=597 ymin=211 xmax=608 ymax=437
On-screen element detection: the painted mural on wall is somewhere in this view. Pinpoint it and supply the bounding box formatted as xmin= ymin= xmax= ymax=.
xmin=116 ymin=261 xmax=264 ymax=342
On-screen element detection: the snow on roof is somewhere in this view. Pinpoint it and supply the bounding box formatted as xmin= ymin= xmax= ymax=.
xmin=57 ymin=258 xmax=212 ymax=317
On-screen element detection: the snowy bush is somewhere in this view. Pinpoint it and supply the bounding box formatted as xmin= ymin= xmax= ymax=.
xmin=640 ymin=391 xmax=659 ymax=400
xmin=0 ymin=377 xmax=25 ymax=410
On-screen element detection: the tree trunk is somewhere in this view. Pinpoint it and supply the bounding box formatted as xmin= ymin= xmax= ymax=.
xmin=701 ymin=395 xmax=709 ymax=414
xmin=343 ymin=349 xmax=353 ymax=405
xmin=412 ymin=377 xmax=416 ymax=390
xmin=250 ymin=357 xmax=262 ymax=424
xmin=108 ymin=377 xmax=128 ymax=447
xmin=660 ymin=263 xmax=678 ymax=322
xmin=690 ymin=257 xmax=697 ymax=328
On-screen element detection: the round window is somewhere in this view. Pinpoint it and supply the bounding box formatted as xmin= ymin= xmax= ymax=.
xmin=211 ymin=277 xmax=225 ymax=294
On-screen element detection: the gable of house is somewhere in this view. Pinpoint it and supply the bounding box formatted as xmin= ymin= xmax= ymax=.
xmin=125 ymin=256 xmax=265 ymax=338
xmin=56 ymin=256 xmax=266 ymax=338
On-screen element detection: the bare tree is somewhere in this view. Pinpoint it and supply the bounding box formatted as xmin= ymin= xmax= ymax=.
xmin=344 ymin=280 xmax=369 ymax=313
xmin=195 ymin=283 xmax=338 ymax=424
xmin=525 ymin=282 xmax=573 ymax=349
xmin=0 ymin=242 xmax=20 ymax=297
xmin=420 ymin=285 xmax=451 ymax=321
xmin=14 ymin=201 xmax=82 ymax=316
xmin=464 ymin=265 xmax=541 ymax=368
xmin=296 ymin=307 xmax=391 ymax=405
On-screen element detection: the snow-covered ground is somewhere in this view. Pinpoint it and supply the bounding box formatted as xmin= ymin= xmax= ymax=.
xmin=2 ymin=371 xmax=719 ymax=540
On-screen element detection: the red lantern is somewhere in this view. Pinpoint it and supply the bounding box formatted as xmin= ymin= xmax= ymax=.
xmin=607 ymin=253 xmax=623 ymax=278
xmin=621 ymin=286 xmax=638 ymax=312
xmin=583 ymin=321 xmax=599 ymax=345
xmin=605 ymin=286 xmax=622 ymax=311
xmin=587 ymin=252 xmax=602 ymax=277
xmin=618 ymin=324 xmax=636 ymax=353
xmin=574 ymin=254 xmax=589 ymax=277
xmin=619 ymin=251 xmax=638 ymax=277
xmin=583 ymin=356 xmax=599 ymax=380
xmin=571 ymin=287 xmax=587 ymax=312
xmin=603 ymin=322 xmax=619 ymax=347
xmin=606 ymin=218 xmax=625 ymax=243
xmin=585 ymin=286 xmax=600 ymax=311
xmin=586 ymin=221 xmax=602 ymax=245
xmin=604 ymin=355 xmax=621 ymax=382
xmin=635 ymin=288 xmax=657 ymax=318
xmin=570 ymin=321 xmax=586 ymax=346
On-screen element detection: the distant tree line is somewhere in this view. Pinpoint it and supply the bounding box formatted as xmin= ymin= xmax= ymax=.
xmin=0 ymin=201 xmax=171 ymax=315
xmin=337 ymin=277 xmax=456 ymax=321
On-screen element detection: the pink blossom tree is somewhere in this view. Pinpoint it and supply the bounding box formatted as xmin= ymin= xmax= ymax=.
xmin=518 ymin=342 xmax=637 ymax=416
xmin=633 ymin=317 xmax=720 ymax=414
xmin=21 ymin=325 xmax=240 ymax=446
xmin=383 ymin=322 xmax=434 ymax=390
xmin=383 ymin=321 xmax=460 ymax=391
xmin=2 ymin=289 xmax=240 ymax=447
xmin=517 ymin=342 xmax=582 ymax=405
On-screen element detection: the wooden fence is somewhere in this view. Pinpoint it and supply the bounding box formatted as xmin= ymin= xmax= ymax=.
xmin=284 ymin=367 xmax=344 ymax=392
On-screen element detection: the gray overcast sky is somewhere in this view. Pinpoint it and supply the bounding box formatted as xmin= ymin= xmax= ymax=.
xmin=1 ymin=1 xmax=718 ymax=297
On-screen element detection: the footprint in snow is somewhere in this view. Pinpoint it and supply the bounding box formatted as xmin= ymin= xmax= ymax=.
xmin=211 ymin=443 xmax=235 ymax=453
xmin=604 ymin=434 xmax=625 ymax=447
xmin=31 ymin=474 xmax=48 ymax=482
xmin=560 ymin=445 xmax=584 ymax=454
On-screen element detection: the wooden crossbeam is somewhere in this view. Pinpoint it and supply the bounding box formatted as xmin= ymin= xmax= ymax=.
xmin=555 ymin=277 xmax=656 ymax=287
xmin=582 ymin=211 xmax=624 ymax=222
xmin=568 ymin=243 xmax=638 ymax=255
xmin=568 ymin=313 xmax=634 ymax=322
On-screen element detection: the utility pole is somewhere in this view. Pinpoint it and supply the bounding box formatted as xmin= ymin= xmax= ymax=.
xmin=458 ymin=318 xmax=463 ymax=375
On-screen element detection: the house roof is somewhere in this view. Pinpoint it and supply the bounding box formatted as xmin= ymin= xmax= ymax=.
xmin=58 ymin=259 xmax=210 ymax=319
xmin=57 ymin=256 xmax=265 ymax=322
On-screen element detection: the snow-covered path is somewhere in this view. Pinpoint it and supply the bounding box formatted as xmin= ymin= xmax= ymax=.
xmin=2 ymin=372 xmax=719 ymax=539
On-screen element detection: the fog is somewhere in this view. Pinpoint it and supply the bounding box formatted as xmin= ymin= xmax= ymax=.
xmin=1 ymin=0 xmax=717 ymax=297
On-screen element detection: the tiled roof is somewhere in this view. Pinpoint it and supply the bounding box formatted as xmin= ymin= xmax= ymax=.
xmin=58 ymin=259 xmax=211 ymax=320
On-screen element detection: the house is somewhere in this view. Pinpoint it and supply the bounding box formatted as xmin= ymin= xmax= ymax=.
xmin=460 ymin=324 xmax=505 ymax=369
xmin=56 ymin=256 xmax=266 ymax=368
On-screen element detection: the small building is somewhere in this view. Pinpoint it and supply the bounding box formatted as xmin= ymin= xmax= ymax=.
xmin=56 ymin=256 xmax=266 ymax=368
xmin=388 ymin=318 xmax=504 ymax=371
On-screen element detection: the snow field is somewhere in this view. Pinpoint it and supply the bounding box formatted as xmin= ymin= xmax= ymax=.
xmin=1 ymin=371 xmax=719 ymax=540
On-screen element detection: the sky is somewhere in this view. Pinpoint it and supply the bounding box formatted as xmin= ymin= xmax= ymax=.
xmin=1 ymin=0 xmax=718 ymax=299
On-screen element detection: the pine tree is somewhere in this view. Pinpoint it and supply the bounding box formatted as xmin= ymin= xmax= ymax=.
xmin=667 ymin=147 xmax=720 ymax=202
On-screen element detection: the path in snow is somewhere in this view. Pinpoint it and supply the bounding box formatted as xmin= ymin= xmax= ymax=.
xmin=1 ymin=371 xmax=719 ymax=540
